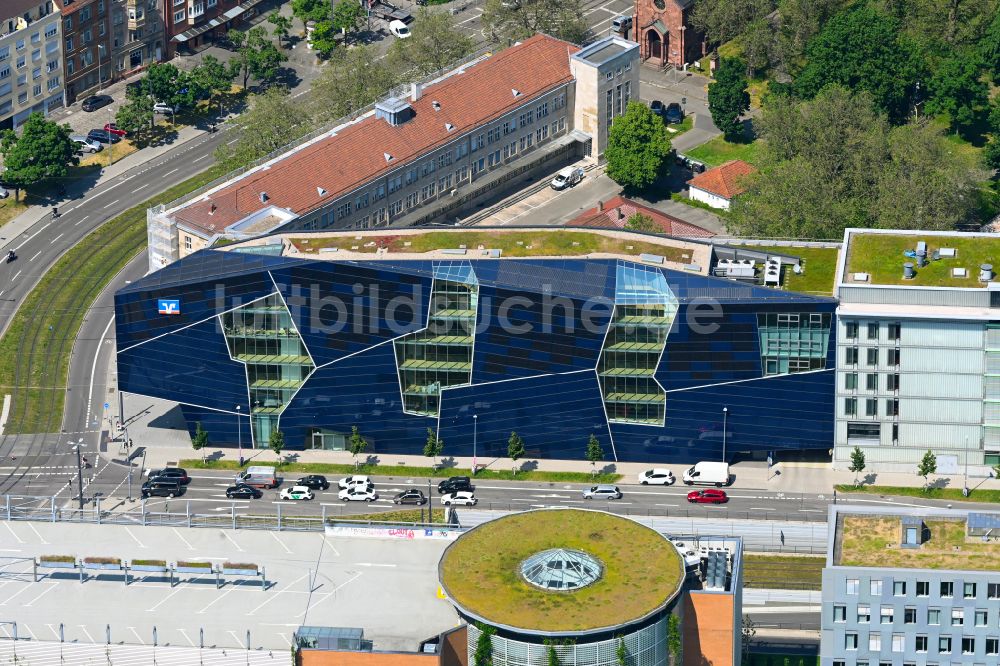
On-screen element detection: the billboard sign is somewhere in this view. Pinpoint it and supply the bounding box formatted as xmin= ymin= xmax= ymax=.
xmin=157 ymin=299 xmax=181 ymax=315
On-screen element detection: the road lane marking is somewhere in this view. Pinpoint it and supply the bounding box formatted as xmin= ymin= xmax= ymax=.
xmin=164 ymin=167 xmax=179 ymax=175
xmin=16 ymin=222 xmax=50 ymax=249
xmin=192 ymin=154 xmax=209 ymax=162
xmin=74 ymin=214 xmax=90 ymax=226
xmin=29 ymin=251 xmax=41 ymax=262
xmin=103 ymin=199 xmax=120 ymax=209
xmin=49 ymin=233 xmax=64 ymax=244
xmin=85 ymin=315 xmax=115 ymax=432
xmin=9 ymin=271 xmax=19 ymax=281
xmin=134 ymin=183 xmax=149 ymax=191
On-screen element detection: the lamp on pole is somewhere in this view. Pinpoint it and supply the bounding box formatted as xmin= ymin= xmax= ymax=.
xmin=472 ymin=413 xmax=478 ymax=475
xmin=722 ymin=406 xmax=728 ymax=462
xmin=963 ymin=435 xmax=970 ymax=497
xmin=72 ymin=439 xmax=84 ymax=509
xmin=236 ymin=404 xmax=243 ymax=467
xmin=97 ymin=44 xmax=105 ymax=93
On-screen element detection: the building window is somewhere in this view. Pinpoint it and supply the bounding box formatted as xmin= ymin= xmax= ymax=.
xmin=845 ymin=373 xmax=858 ymax=390
xmin=833 ymin=605 xmax=846 ymax=622
xmin=865 ymin=398 xmax=877 ymax=417
xmin=858 ymin=605 xmax=870 ymax=623
xmin=989 ymin=583 xmax=1000 ymax=599
xmin=975 ymin=610 xmax=987 ymax=626
xmin=387 ymin=175 xmax=402 ymax=194
xmin=404 ymin=167 xmax=417 ymax=185
xmin=915 ymin=635 xmax=928 ymax=653
xmin=174 ymin=10 xmax=185 ymax=23
xmin=867 ymin=322 xmax=879 ymax=339
xmin=886 ymin=373 xmax=899 ymax=391
xmin=81 ymin=6 xmax=92 ymax=21
xmin=847 ymin=579 xmax=859 ymax=595
xmin=888 ymin=322 xmax=901 ymax=340
xmin=183 ymin=236 xmax=192 ymax=250
xmin=962 ymin=637 xmax=975 ymax=654
xmin=964 ymin=582 xmax=977 ymax=598
xmin=904 ymin=607 xmax=916 ymax=623
xmin=952 ymin=608 xmax=964 ymax=626
xmin=927 ymin=608 xmax=940 ymax=625
xmin=880 ymin=606 xmax=893 ymax=624
xmin=871 ymin=579 xmax=883 ymax=595
xmin=888 ymin=348 xmax=900 ymax=366
xmin=335 ymin=202 xmax=351 ymax=219
xmin=867 ymin=348 xmax=879 ymax=366
xmin=553 ymin=93 xmax=566 ymax=110
xmin=892 ymin=633 xmax=904 ymax=652
xmin=455 ymin=143 xmax=468 ymax=159
xmin=845 ymin=321 xmax=858 ymax=339
xmin=986 ymin=637 xmax=999 ymax=655
xmin=605 ymin=89 xmax=612 ymax=121
xmin=869 ymin=633 xmax=881 ymax=651
xmin=846 ymin=347 xmax=858 ymax=364
xmin=866 ymin=373 xmax=878 ymax=391
xmin=405 ymin=192 xmax=417 ymax=209
xmin=388 ymin=200 xmax=402 ymax=216
xmin=885 ymin=399 xmax=899 ymax=416
xmin=844 ymin=398 xmax=857 ymax=417
xmin=536 ymin=101 xmax=548 ymax=118
xmin=941 ymin=581 xmax=954 ymax=597
xmin=939 ymin=636 xmax=951 ymax=654
xmin=64 ymin=17 xmax=72 ymax=31
xmin=845 ymin=632 xmax=858 ymax=650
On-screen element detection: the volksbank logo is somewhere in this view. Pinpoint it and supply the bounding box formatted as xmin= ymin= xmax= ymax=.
xmin=158 ymin=299 xmax=181 ymax=315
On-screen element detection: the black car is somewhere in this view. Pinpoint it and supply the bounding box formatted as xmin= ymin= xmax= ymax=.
xmin=393 ymin=489 xmax=427 ymax=505
xmin=141 ymin=480 xmax=184 ymax=499
xmin=147 ymin=467 xmax=190 ymax=484
xmin=226 ymin=484 xmax=263 ymax=499
xmin=664 ymin=102 xmax=684 ymax=124
xmin=81 ymin=94 xmax=113 ymax=112
xmin=649 ymin=100 xmax=665 ymax=116
xmin=437 ymin=476 xmax=473 ymax=494
xmin=87 ymin=129 xmax=122 ymax=145
xmin=296 ymin=475 xmax=330 ymax=490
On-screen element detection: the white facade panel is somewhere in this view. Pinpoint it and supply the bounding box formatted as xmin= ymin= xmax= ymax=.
xmin=899 ymin=320 xmax=984 ymax=348
xmin=901 ymin=347 xmax=983 ymax=374
xmin=898 ymin=372 xmax=983 ymax=400
xmin=898 ymin=422 xmax=982 ymax=449
xmin=899 ymin=398 xmax=982 ymax=424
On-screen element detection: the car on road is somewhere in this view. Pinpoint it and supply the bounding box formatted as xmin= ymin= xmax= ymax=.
xmin=71 ymin=136 xmax=103 ymax=153
xmin=87 ymin=129 xmax=122 ymax=145
xmin=141 ymin=480 xmax=184 ymax=499
xmin=638 ymin=468 xmax=675 ymax=485
xmin=296 ymin=475 xmax=330 ymax=490
xmin=664 ymin=102 xmax=684 ymax=124
xmin=611 ymin=15 xmax=632 ymax=33
xmin=279 ymin=485 xmax=315 ymax=501
xmin=583 ymin=484 xmax=623 ymax=500
xmin=103 ymin=123 xmax=128 ymax=138
xmin=550 ymin=166 xmax=584 ymax=190
xmin=650 ymin=100 xmax=665 ymax=117
xmin=389 ymin=20 xmax=411 ymax=38
xmin=153 ymin=102 xmax=179 ymax=114
xmin=440 ymin=491 xmax=477 ymax=506
xmin=437 ymin=476 xmax=472 ymax=494
xmin=687 ymin=489 xmax=728 ymax=504
xmin=339 ymin=474 xmax=372 ymax=490
xmin=393 ymin=489 xmax=427 ymax=505
xmin=339 ymin=486 xmax=378 ymax=502
xmin=81 ymin=94 xmax=113 ymax=112
xmin=226 ymin=484 xmax=263 ymax=499
xmin=146 ymin=467 xmax=190 ymax=484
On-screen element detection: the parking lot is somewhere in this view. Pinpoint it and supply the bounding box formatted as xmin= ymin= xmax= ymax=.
xmin=0 ymin=521 xmax=458 ymax=651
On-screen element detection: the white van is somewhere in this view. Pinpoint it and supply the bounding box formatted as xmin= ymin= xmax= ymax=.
xmin=550 ymin=166 xmax=583 ymax=190
xmin=682 ymin=461 xmax=730 ymax=487
xmin=235 ymin=465 xmax=278 ymax=489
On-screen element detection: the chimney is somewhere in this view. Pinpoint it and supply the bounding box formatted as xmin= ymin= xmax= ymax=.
xmin=411 ymin=82 xmax=422 ymax=102
xmin=259 ymin=192 xmax=268 ymax=203
xmin=209 ymin=203 xmax=216 ymax=215
xmin=597 ymin=200 xmax=604 ymax=212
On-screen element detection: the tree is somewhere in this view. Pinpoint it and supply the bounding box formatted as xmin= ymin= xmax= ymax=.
xmin=269 ymin=12 xmax=293 ymax=48
xmin=310 ymin=21 xmax=338 ymax=58
xmin=348 ymin=425 xmax=368 ymax=468
xmin=740 ymin=18 xmax=773 ymax=78
xmin=924 ymin=55 xmax=990 ymax=136
xmin=793 ymin=5 xmax=922 ymax=124
xmin=0 ymin=113 xmax=78 ymax=199
xmin=667 ymin=614 xmax=682 ymax=665
xmin=144 ymin=62 xmax=196 ymax=110
xmin=388 ymin=8 xmax=476 ymax=77
xmin=708 ymin=58 xmax=751 ymax=142
xmin=192 ymin=421 xmax=209 ymax=462
xmin=473 ymin=623 xmax=495 ymax=666
xmin=605 ymin=101 xmax=672 ymax=190
xmin=214 ymin=86 xmax=310 ymax=169
xmin=983 ymin=11 xmax=1000 ymax=84
xmin=424 ymin=427 xmax=444 ymax=465
xmin=615 ymin=637 xmax=627 ymax=666
xmin=585 ymin=433 xmax=604 ymax=474
xmin=269 ymin=428 xmax=285 ymax=463
xmin=917 ymin=449 xmax=937 ymax=489
xmin=986 ymin=136 xmax=1000 ymax=171
xmin=546 ymin=644 xmax=560 ymax=666
xmin=309 ymin=45 xmax=399 ymax=123
xmin=772 ymin=0 xmax=844 ymax=69
xmin=507 ymin=431 xmax=525 ymax=476
xmin=332 ymin=0 xmax=363 ymax=41
xmin=191 ymin=55 xmax=236 ymax=115
xmin=740 ymin=616 xmax=757 ymax=663
xmin=291 ymin=0 xmax=330 ymax=29
xmin=115 ymin=94 xmax=155 ymax=136
xmin=993 ymin=460 xmax=1000 ymax=480
xmin=230 ymin=27 xmax=287 ymax=89
xmin=848 ymin=446 xmax=866 ymax=487
xmin=625 ymin=212 xmax=661 ymax=233
xmin=690 ymin=0 xmax=775 ymax=46
xmin=481 ymin=0 xmax=587 ymax=46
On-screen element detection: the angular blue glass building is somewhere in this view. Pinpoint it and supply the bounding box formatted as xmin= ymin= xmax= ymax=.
xmin=115 ymin=245 xmax=837 ymax=463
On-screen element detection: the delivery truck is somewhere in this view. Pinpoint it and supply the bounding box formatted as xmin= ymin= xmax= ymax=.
xmin=682 ymin=461 xmax=730 ymax=487
xmin=235 ymin=466 xmax=278 ymax=489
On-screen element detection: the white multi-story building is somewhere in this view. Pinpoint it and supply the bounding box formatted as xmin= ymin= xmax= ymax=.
xmin=833 ymin=228 xmax=999 ymax=473
xmin=0 ymin=0 xmax=64 ymax=130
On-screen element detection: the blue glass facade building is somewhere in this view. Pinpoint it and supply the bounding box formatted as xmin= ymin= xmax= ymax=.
xmin=115 ymin=251 xmax=837 ymax=463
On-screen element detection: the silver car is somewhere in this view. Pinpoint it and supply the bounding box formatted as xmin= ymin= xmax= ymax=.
xmin=71 ymin=135 xmax=103 ymax=153
xmin=582 ymin=484 xmax=623 ymax=500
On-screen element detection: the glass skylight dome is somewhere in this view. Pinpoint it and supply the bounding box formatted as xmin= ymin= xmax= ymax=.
xmin=520 ymin=548 xmax=603 ymax=591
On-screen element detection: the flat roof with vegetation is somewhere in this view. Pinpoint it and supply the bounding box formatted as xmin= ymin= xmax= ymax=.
xmin=836 ymin=515 xmax=1000 ymax=571
xmin=844 ymin=232 xmax=1000 ymax=288
xmin=438 ymin=509 xmax=683 ymax=634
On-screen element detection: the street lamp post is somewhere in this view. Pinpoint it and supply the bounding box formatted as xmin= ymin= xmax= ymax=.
xmin=97 ymin=44 xmax=105 ymax=93
xmin=472 ymin=414 xmax=478 ymax=475
xmin=236 ymin=404 xmax=243 ymax=467
xmin=722 ymin=406 xmax=728 ymax=462
xmin=73 ymin=440 xmax=84 ymax=510
xmin=963 ymin=436 xmax=970 ymax=497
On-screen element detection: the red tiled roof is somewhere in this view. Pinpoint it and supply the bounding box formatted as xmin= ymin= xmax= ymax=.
xmin=174 ymin=35 xmax=579 ymax=235
xmin=686 ymin=159 xmax=756 ymax=200
xmin=568 ymin=195 xmax=715 ymax=237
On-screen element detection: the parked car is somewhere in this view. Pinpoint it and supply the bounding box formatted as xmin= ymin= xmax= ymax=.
xmin=582 ymin=484 xmax=623 ymax=500
xmin=71 ymin=136 xmax=103 ymax=153
xmin=87 ymin=129 xmax=122 ymax=145
xmin=440 ymin=491 xmax=477 ymax=506
xmin=338 ymin=474 xmax=372 ymax=490
xmin=141 ymin=480 xmax=184 ymax=499
xmin=682 ymin=461 xmax=730 ymax=487
xmin=649 ymin=100 xmax=665 ymax=117
xmin=153 ymin=102 xmax=179 ymax=114
xmin=389 ymin=20 xmax=411 ymax=38
xmin=638 ymin=468 xmax=675 ymax=485
xmin=296 ymin=475 xmax=330 ymax=490
xmin=103 ymin=123 xmax=128 ymax=138
xmin=664 ymin=102 xmax=684 ymax=124
xmin=611 ymin=15 xmax=632 ymax=33
xmin=437 ymin=476 xmax=473 ymax=494
xmin=339 ymin=486 xmax=378 ymax=502
xmin=81 ymin=94 xmax=113 ymax=112
xmin=393 ymin=489 xmax=427 ymax=505
xmin=226 ymin=484 xmax=263 ymax=499
xmin=145 ymin=467 xmax=190 ymax=484
xmin=0 ymin=186 xmax=8 ymax=199
xmin=550 ymin=166 xmax=584 ymax=190
xmin=279 ymin=485 xmax=315 ymax=501
xmin=687 ymin=489 xmax=728 ymax=504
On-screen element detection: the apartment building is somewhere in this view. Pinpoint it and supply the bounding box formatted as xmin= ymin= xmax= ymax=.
xmin=821 ymin=505 xmax=1000 ymax=666
xmin=59 ymin=0 xmax=116 ymax=104
xmin=113 ymin=0 xmax=164 ymax=78
xmin=165 ymin=0 xmax=266 ymax=57
xmin=147 ymin=35 xmax=640 ymax=271
xmin=0 ymin=1 xmax=65 ymax=130
xmin=833 ymin=228 xmax=999 ymax=473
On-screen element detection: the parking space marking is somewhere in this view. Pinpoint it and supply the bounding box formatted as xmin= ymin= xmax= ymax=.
xmin=178 ymin=627 xmax=196 ymax=647
xmin=78 ymin=625 xmax=95 ymax=642
xmin=269 ymin=531 xmax=293 ymax=555
xmin=220 ymin=530 xmax=244 ymax=552
xmin=246 ymin=571 xmax=311 ymax=616
xmin=0 ymin=583 xmax=35 ymax=606
xmin=146 ymin=586 xmax=185 ymax=613
xmin=227 ymin=629 xmax=246 ymax=649
xmin=322 ymin=537 xmax=341 ymax=558
xmin=197 ymin=587 xmax=237 ymax=615
xmin=125 ymin=526 xmax=147 ymax=548
xmin=171 ymin=527 xmax=195 ymax=550
xmin=128 ymin=626 xmax=144 ymax=645
xmin=3 ymin=522 xmax=24 ymax=544
xmin=25 ymin=522 xmax=48 ymax=544
xmin=23 ymin=583 xmax=58 ymax=607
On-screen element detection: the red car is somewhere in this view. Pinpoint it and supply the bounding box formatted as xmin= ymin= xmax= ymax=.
xmin=103 ymin=123 xmax=127 ymax=138
xmin=687 ymin=489 xmax=728 ymax=504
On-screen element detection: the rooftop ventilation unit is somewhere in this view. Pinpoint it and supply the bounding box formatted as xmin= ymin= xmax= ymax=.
xmin=512 ymin=88 xmax=521 ymax=97
xmin=445 ymin=123 xmax=454 ymax=132
xmin=903 ymin=262 xmax=915 ymax=279
xmin=259 ymin=192 xmax=268 ymax=203
xmin=375 ymin=97 xmax=414 ymax=126
xmin=981 ymin=264 xmax=994 ymax=282
xmin=317 ymin=187 xmax=327 ymax=197
xmin=384 ymin=152 xmax=394 ymax=163
xmin=432 ymin=101 xmax=441 ymax=111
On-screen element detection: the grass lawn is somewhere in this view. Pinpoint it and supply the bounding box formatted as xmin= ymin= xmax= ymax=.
xmin=666 ymin=114 xmax=694 ymax=137
xmin=735 ymin=245 xmax=841 ymax=296
xmin=0 ymin=164 xmax=227 ymax=434
xmin=838 ymin=515 xmax=1000 ymax=571
xmin=846 ymin=232 xmax=1000 ymax=288
xmin=835 ymin=484 xmax=1000 ymax=503
xmin=331 ymin=508 xmax=447 ymax=523
xmin=0 ymin=195 xmax=28 ymax=229
xmin=686 ymin=135 xmax=763 ymax=167
xmin=180 ymin=458 xmax=623 ymax=484
xmin=745 ymin=655 xmax=819 ymax=666
xmin=742 ymin=555 xmax=825 ymax=590
xmin=440 ymin=509 xmax=682 ymax=632
xmin=289 ymin=230 xmax=696 ymax=264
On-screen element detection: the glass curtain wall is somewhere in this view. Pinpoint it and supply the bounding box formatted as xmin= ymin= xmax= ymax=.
xmin=222 ymin=293 xmax=315 ymax=446
xmin=757 ymin=312 xmax=831 ymax=375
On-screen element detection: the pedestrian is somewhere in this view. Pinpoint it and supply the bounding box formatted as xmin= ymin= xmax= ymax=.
xmin=780 ymin=529 xmax=785 ymax=546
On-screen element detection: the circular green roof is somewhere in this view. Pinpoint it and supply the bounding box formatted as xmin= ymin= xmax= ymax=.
xmin=438 ymin=509 xmax=683 ymax=635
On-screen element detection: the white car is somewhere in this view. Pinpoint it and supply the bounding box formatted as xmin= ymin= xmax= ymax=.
xmin=389 ymin=20 xmax=410 ymax=39
xmin=0 ymin=186 xmax=8 ymax=199
xmin=71 ymin=136 xmax=103 ymax=153
xmin=339 ymin=487 xmax=378 ymax=502
xmin=279 ymin=485 xmax=315 ymax=501
xmin=638 ymin=468 xmax=675 ymax=485
xmin=440 ymin=491 xmax=477 ymax=506
xmin=338 ymin=474 xmax=371 ymax=489
xmin=153 ymin=102 xmax=179 ymax=114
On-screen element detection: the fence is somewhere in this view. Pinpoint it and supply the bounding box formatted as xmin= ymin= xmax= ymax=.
xmin=468 ymin=500 xmax=828 ymax=524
